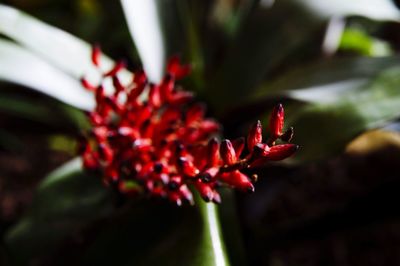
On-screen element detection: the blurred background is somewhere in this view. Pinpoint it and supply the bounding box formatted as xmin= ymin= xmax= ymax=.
xmin=2 ymin=0 xmax=400 ymax=265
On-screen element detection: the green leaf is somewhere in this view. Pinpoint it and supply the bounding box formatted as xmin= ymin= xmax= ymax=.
xmin=0 ymin=4 xmax=130 ymax=80
xmin=252 ymin=56 xmax=400 ymax=102
xmin=5 ymin=158 xmax=113 ymax=266
xmin=339 ymin=28 xmax=392 ymax=57
xmin=208 ymin=0 xmax=323 ymax=111
xmin=120 ymin=0 xmax=165 ymax=83
xmin=82 ymin=195 xmax=230 ymax=266
xmin=5 ymin=158 xmax=232 ymax=266
xmin=287 ymin=66 xmax=400 ymax=162
xmin=0 ymin=39 xmax=95 ymax=110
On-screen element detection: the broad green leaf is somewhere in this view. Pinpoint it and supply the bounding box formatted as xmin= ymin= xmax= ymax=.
xmin=252 ymin=56 xmax=400 ymax=102
xmin=121 ymin=0 xmax=165 ymax=83
xmin=5 ymin=158 xmax=113 ymax=266
xmin=82 ymin=195 xmax=230 ymax=266
xmin=287 ymin=66 xmax=400 ymax=162
xmin=0 ymin=4 xmax=130 ymax=80
xmin=5 ymin=157 xmax=232 ymax=266
xmin=208 ymin=0 xmax=323 ymax=111
xmin=0 ymin=39 xmax=95 ymax=110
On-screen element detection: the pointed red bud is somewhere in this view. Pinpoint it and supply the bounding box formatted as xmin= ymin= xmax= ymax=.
xmin=177 ymin=157 xmax=200 ymax=177
xmin=167 ymin=55 xmax=191 ymax=79
xmin=179 ymin=184 xmax=194 ymax=205
xmin=220 ymin=170 xmax=254 ymax=193
xmin=149 ymin=84 xmax=162 ymax=107
xmin=247 ymin=120 xmax=262 ymax=151
xmin=264 ymin=144 xmax=298 ymax=161
xmin=81 ymin=78 xmax=97 ymax=91
xmin=269 ymin=103 xmax=284 ymax=139
xmin=194 ymin=180 xmax=214 ymax=202
xmin=198 ymin=167 xmax=219 ymax=183
xmin=91 ymin=44 xmax=101 ymax=67
xmin=220 ymin=139 xmax=237 ymax=165
xmin=207 ymin=138 xmax=220 ymax=167
xmin=168 ymin=91 xmax=194 ymax=105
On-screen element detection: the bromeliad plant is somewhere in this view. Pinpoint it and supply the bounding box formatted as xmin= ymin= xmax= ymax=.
xmin=79 ymin=46 xmax=298 ymax=205
xmin=2 ymin=1 xmax=400 ymax=265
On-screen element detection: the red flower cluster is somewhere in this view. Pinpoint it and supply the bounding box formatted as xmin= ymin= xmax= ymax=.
xmin=78 ymin=46 xmax=298 ymax=205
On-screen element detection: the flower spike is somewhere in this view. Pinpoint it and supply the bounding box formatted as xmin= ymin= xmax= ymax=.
xmin=79 ymin=46 xmax=298 ymax=205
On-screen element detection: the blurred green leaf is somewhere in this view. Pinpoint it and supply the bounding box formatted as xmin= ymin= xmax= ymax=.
xmin=5 ymin=158 xmax=233 ymax=266
xmin=253 ymin=56 xmax=400 ymax=102
xmin=209 ymin=0 xmax=322 ymax=111
xmin=82 ymin=196 xmax=230 ymax=266
xmin=339 ymin=28 xmax=392 ymax=56
xmin=287 ymin=66 xmax=400 ymax=162
xmin=5 ymin=158 xmax=113 ymax=265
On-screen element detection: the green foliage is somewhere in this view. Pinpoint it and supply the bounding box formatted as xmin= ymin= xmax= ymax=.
xmin=5 ymin=159 xmax=231 ymax=266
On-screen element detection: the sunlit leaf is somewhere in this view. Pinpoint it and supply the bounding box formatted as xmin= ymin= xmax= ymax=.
xmin=121 ymin=0 xmax=165 ymax=83
xmin=0 ymin=4 xmax=130 ymax=80
xmin=0 ymin=39 xmax=95 ymax=110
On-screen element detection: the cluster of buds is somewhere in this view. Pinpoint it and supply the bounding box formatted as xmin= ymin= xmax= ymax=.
xmin=78 ymin=45 xmax=298 ymax=205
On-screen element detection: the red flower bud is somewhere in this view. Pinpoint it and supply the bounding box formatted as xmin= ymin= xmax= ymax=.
xmin=91 ymin=44 xmax=101 ymax=67
xmin=219 ymin=170 xmax=254 ymax=193
xmin=177 ymin=157 xmax=199 ymax=177
xmin=149 ymin=84 xmax=162 ymax=108
xmin=207 ymin=138 xmax=220 ymax=167
xmin=269 ymin=103 xmax=284 ymax=139
xmin=81 ymin=77 xmax=97 ymax=91
xmin=194 ymin=180 xmax=214 ymax=202
xmin=220 ymin=139 xmax=237 ymax=165
xmin=247 ymin=120 xmax=262 ymax=151
xmin=167 ymin=55 xmax=191 ymax=79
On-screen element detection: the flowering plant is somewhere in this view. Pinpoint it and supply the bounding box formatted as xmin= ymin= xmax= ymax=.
xmin=1 ymin=1 xmax=400 ymax=266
